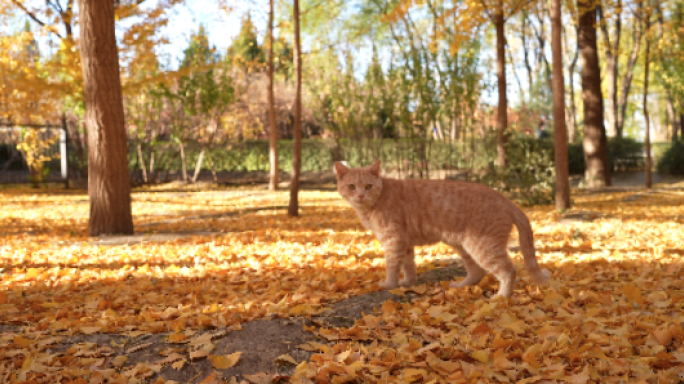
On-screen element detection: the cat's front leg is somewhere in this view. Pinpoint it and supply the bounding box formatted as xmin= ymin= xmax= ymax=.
xmin=399 ymin=247 xmax=417 ymax=287
xmin=378 ymin=237 xmax=405 ymax=289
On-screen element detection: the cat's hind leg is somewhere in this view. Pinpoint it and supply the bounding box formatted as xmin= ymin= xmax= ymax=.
xmin=476 ymin=251 xmax=517 ymax=299
xmin=449 ymin=248 xmax=486 ymax=288
xmin=399 ymin=247 xmax=417 ymax=287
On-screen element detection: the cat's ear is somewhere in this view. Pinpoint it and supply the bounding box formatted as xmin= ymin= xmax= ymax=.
xmin=369 ymin=160 xmax=381 ymax=176
xmin=335 ymin=161 xmax=349 ymax=179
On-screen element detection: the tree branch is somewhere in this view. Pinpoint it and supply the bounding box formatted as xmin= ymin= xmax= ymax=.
xmin=11 ymin=0 xmax=65 ymax=39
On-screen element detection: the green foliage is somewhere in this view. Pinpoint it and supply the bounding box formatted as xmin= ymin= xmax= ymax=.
xmin=564 ymin=137 xmax=646 ymax=175
xmin=475 ymin=135 xmax=556 ymax=206
xmin=657 ymin=140 xmax=684 ymax=174
xmin=608 ymin=137 xmax=645 ymax=171
xmin=227 ymin=14 xmax=263 ymax=68
xmin=180 ymin=24 xmax=217 ymax=68
xmin=127 ymin=139 xmax=471 ymax=177
xmin=567 ymin=141 xmax=585 ymax=175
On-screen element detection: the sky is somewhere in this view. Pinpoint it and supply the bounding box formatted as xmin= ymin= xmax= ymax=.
xmin=149 ymin=0 xmax=263 ymax=68
xmin=3 ymin=0 xmax=261 ymax=69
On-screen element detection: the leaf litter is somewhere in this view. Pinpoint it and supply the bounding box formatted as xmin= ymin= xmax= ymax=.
xmin=0 ymin=186 xmax=683 ymax=383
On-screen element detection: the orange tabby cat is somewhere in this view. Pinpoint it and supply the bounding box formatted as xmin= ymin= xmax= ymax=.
xmin=335 ymin=160 xmax=550 ymax=299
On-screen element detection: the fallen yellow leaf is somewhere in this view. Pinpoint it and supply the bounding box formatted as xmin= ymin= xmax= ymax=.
xmin=208 ymin=351 xmax=241 ymax=369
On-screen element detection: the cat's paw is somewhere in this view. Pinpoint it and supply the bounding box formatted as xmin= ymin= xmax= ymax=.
xmin=379 ymin=280 xmax=398 ymax=290
xmin=490 ymin=293 xmax=511 ymax=301
xmin=449 ymin=281 xmax=467 ymax=289
xmin=399 ymin=278 xmax=416 ymax=287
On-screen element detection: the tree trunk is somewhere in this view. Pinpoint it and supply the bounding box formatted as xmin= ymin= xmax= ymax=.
xmin=78 ymin=0 xmax=133 ymax=236
xmin=268 ymin=0 xmax=279 ymax=191
xmin=149 ymin=148 xmax=156 ymax=182
xmin=616 ymin=8 xmax=644 ymax=138
xmin=137 ymin=144 xmax=147 ymax=183
xmin=522 ymin=13 xmax=533 ymax=97
xmin=665 ymin=92 xmax=677 ymax=142
xmin=656 ymin=0 xmax=678 ymax=142
xmin=179 ymin=142 xmax=187 ymax=182
xmin=192 ymin=149 xmax=204 ymax=183
xmin=643 ymin=28 xmax=651 ymax=190
xmin=578 ymin=0 xmax=611 ymax=188
xmin=209 ymin=154 xmax=218 ymax=182
xmin=564 ymin=25 xmax=579 ymax=143
xmin=680 ymin=113 xmax=684 ymax=140
xmin=495 ymin=9 xmax=508 ymax=168
xmin=288 ymin=0 xmax=302 ymax=217
xmin=599 ymin=2 xmax=620 ymax=137
xmin=551 ymin=0 xmax=571 ymax=210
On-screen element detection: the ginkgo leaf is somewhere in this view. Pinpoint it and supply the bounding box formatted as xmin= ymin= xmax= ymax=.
xmin=402 ymin=368 xmax=427 ymax=380
xmin=13 ymin=336 xmax=33 ymax=348
xmin=566 ymin=366 xmax=590 ymax=384
xmin=470 ymin=350 xmax=489 ymax=363
xmin=111 ymin=355 xmax=128 ymax=368
xmin=244 ymin=373 xmax=273 ymax=384
xmin=544 ymin=290 xmax=565 ymax=306
xmin=168 ymin=333 xmax=187 ymax=343
xmin=172 ymin=358 xmax=187 ymax=370
xmin=126 ymin=343 xmax=153 ymax=353
xmin=274 ymin=353 xmax=297 ymax=366
xmin=208 ymin=352 xmax=241 ymax=369
xmin=80 ymin=326 xmax=102 ymax=335
xmin=623 ymin=284 xmax=645 ymax=305
xmin=198 ymin=372 xmax=223 ymax=384
xmin=190 ymin=350 xmax=209 ymax=360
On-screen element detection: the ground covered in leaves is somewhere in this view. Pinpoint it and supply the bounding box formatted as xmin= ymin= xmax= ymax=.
xmin=1 ymin=180 xmax=684 ymax=384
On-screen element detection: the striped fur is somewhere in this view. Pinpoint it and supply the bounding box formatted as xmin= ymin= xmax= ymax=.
xmin=335 ymin=160 xmax=550 ymax=299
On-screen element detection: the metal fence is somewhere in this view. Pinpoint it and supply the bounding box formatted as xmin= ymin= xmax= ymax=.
xmin=0 ymin=120 xmax=69 ymax=187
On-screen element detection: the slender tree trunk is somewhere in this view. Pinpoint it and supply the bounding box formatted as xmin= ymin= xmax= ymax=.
xmin=495 ymin=9 xmax=508 ymax=168
xmin=538 ymin=0 xmax=553 ymax=92
xmin=599 ymin=2 xmax=620 ymax=137
xmin=179 ymin=142 xmax=187 ymax=182
xmin=551 ymin=0 xmax=571 ymax=209
xmin=665 ymin=92 xmax=677 ymax=142
xmin=288 ymin=0 xmax=302 ymax=217
xmin=192 ymin=149 xmax=204 ymax=183
xmin=522 ymin=13 xmax=534 ymax=98
xmin=578 ymin=0 xmax=611 ymax=188
xmin=655 ymin=0 xmax=678 ymax=142
xmin=680 ymin=113 xmax=684 ymax=141
xmin=268 ymin=0 xmax=279 ymax=191
xmin=209 ymin=154 xmax=218 ymax=183
xmin=149 ymin=148 xmax=155 ymax=182
xmin=78 ymin=0 xmax=133 ymax=236
xmin=616 ymin=7 xmax=644 ymax=137
xmin=644 ymin=25 xmax=651 ymax=190
xmin=137 ymin=144 xmax=147 ymax=183
xmin=564 ymin=25 xmax=579 ymax=143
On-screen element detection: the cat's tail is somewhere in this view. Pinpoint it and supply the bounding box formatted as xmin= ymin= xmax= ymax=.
xmin=512 ymin=208 xmax=551 ymax=285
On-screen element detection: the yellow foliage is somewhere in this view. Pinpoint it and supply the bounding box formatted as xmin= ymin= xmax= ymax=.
xmin=15 ymin=129 xmax=58 ymax=185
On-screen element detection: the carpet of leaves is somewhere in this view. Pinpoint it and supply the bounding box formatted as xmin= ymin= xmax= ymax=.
xmin=1 ymin=185 xmax=683 ymax=384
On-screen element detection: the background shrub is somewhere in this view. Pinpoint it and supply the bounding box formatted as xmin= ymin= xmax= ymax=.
xmin=657 ymin=140 xmax=684 ymax=174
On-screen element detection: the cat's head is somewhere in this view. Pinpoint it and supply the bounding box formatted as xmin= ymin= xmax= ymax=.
xmin=335 ymin=160 xmax=383 ymax=210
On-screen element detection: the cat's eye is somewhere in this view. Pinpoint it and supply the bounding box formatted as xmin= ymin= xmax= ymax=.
xmin=365 ymin=184 xmax=372 ymax=190
xmin=348 ymin=184 xmax=356 ymax=191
